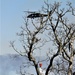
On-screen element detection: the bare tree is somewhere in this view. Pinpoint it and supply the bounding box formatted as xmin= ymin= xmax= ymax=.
xmin=10 ymin=1 xmax=75 ymax=75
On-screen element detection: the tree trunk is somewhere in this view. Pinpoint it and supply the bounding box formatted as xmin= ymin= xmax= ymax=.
xmin=68 ymin=62 xmax=72 ymax=75
xmin=68 ymin=55 xmax=74 ymax=75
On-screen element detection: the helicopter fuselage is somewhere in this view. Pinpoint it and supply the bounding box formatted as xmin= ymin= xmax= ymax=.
xmin=27 ymin=13 xmax=47 ymax=18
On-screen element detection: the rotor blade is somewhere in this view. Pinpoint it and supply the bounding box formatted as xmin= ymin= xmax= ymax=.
xmin=24 ymin=11 xmax=37 ymax=13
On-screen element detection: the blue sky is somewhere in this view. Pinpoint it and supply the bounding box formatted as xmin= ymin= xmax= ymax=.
xmin=1 ymin=0 xmax=75 ymax=55
xmin=1 ymin=0 xmax=45 ymax=55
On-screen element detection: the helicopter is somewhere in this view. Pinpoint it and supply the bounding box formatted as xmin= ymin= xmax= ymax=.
xmin=25 ymin=11 xmax=48 ymax=19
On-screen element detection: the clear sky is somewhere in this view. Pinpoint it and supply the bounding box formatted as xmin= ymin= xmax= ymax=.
xmin=1 ymin=0 xmax=75 ymax=55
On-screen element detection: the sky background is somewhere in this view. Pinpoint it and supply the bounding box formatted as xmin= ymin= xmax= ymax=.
xmin=1 ymin=0 xmax=75 ymax=55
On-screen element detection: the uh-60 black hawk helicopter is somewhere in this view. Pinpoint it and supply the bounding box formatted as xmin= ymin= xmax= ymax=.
xmin=25 ymin=11 xmax=48 ymax=19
